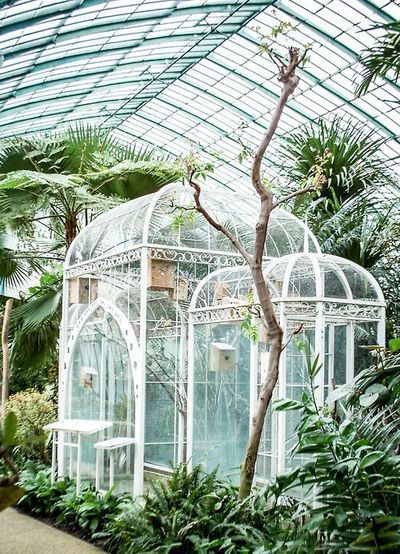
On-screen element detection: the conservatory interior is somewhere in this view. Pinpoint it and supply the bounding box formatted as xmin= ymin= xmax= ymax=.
xmin=1 ymin=0 xmax=400 ymax=550
xmin=52 ymin=182 xmax=385 ymax=496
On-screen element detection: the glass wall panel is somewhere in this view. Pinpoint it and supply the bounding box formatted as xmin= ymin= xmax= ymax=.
xmin=192 ymin=322 xmax=250 ymax=480
xmin=285 ymin=325 xmax=315 ymax=471
xmin=256 ymin=339 xmax=278 ymax=482
xmin=324 ymin=322 xmax=348 ymax=400
xmin=145 ymin=334 xmax=181 ymax=469
xmin=354 ymin=321 xmax=379 ymax=373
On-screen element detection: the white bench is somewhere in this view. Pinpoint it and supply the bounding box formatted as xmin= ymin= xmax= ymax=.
xmin=94 ymin=437 xmax=136 ymax=490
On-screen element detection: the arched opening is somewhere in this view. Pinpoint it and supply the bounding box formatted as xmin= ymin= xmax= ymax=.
xmin=63 ymin=300 xmax=138 ymax=494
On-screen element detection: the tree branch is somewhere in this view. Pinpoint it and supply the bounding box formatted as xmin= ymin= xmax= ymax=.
xmin=272 ymin=184 xmax=317 ymax=210
xmin=188 ymin=176 xmax=252 ymax=266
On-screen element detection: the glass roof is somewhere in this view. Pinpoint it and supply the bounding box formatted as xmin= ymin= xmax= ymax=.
xmin=66 ymin=182 xmax=320 ymax=266
xmin=191 ymin=252 xmax=385 ymax=310
xmin=1 ymin=0 xmax=399 ymax=194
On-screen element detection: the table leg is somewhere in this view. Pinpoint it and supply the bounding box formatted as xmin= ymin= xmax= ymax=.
xmin=76 ymin=434 xmax=82 ymax=495
xmin=50 ymin=431 xmax=56 ymax=484
xmin=109 ymin=450 xmax=115 ymax=489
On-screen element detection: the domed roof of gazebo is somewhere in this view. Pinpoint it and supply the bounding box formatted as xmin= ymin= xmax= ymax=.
xmin=66 ymin=182 xmax=320 ymax=266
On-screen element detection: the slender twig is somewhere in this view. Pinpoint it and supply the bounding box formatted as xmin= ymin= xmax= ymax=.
xmin=272 ymin=185 xmax=317 ymax=210
xmin=281 ymin=323 xmax=305 ymax=352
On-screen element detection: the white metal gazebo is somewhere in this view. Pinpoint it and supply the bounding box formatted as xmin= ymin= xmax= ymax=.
xmin=187 ymin=253 xmax=385 ymax=482
xmin=54 ymin=181 xmax=320 ymax=496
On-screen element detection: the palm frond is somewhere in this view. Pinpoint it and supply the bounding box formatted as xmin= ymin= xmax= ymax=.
xmin=357 ymin=21 xmax=400 ymax=96
xmin=12 ymin=289 xmax=62 ymax=333
xmin=276 ymin=115 xmax=396 ymax=219
xmin=86 ymin=160 xmax=184 ymax=199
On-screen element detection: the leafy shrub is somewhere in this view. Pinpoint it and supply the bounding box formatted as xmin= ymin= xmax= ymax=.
xmin=5 ymin=388 xmax=57 ymax=463
xmin=274 ymin=346 xmax=400 ymax=552
xmin=18 ymin=465 xmax=74 ymax=517
xmin=0 ymin=411 xmax=25 ymax=511
xmin=18 ymin=465 xmax=130 ymax=541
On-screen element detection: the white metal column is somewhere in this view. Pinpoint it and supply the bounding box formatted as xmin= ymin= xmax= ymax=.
xmin=134 ymin=247 xmax=148 ymax=497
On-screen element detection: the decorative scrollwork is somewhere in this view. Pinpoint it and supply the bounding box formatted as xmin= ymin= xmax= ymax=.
xmin=283 ymin=302 xmax=316 ymax=316
xmin=323 ymin=302 xmax=381 ymax=319
xmin=148 ymin=247 xmax=244 ymax=267
xmin=65 ymin=248 xmax=142 ymax=278
xmin=66 ymin=246 xmax=245 ymax=278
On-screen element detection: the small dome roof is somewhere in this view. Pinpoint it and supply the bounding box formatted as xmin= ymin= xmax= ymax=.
xmin=66 ymin=182 xmax=320 ymax=266
xmin=190 ymin=253 xmax=385 ymax=311
xmin=266 ymin=253 xmax=385 ymax=303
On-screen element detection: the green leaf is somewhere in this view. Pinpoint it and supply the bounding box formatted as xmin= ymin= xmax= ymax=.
xmin=360 ymin=450 xmax=385 ymax=469
xmin=2 ymin=410 xmax=18 ymax=448
xmin=273 ymin=398 xmax=303 ymax=411
xmin=359 ymin=392 xmax=379 ymax=407
xmin=389 ymin=337 xmax=400 ymax=353
xmin=334 ymin=506 xmax=348 ymax=526
xmin=326 ymin=382 xmax=354 ymax=404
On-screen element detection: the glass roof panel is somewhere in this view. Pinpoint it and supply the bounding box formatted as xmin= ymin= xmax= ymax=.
xmin=0 ymin=0 xmax=399 ymax=195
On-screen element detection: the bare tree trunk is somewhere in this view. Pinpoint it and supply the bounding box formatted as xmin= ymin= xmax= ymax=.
xmin=1 ymin=298 xmax=13 ymax=412
xmin=188 ymin=46 xmax=307 ymax=498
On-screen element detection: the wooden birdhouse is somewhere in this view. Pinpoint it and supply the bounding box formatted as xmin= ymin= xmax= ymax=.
xmin=210 ymin=342 xmax=236 ymax=372
xmin=170 ymin=277 xmax=189 ymax=302
xmin=69 ymin=277 xmax=99 ymax=304
xmin=147 ymin=259 xmax=175 ymax=291
xmin=79 ymin=366 xmax=98 ymax=389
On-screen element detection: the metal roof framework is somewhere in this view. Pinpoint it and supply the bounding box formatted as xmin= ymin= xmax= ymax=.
xmin=1 ymin=0 xmax=399 ymax=193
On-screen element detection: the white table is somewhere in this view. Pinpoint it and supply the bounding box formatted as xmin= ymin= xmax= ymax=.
xmin=94 ymin=437 xmax=136 ymax=491
xmin=44 ymin=419 xmax=113 ymax=493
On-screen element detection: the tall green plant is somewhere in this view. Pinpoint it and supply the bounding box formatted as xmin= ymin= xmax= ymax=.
xmin=276 ymin=116 xmax=395 ymax=222
xmin=0 ymin=125 xmax=183 ymax=249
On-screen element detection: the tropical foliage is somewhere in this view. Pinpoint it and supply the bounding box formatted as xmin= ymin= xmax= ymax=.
xmin=0 ymin=410 xmax=24 ymax=512
xmin=276 ymin=116 xmax=395 ymax=222
xmin=276 ymin=116 xmax=400 ymax=330
xmin=357 ymin=20 xmax=400 ymax=96
xmin=15 ymin=347 xmax=400 ymax=552
xmin=274 ymin=344 xmax=400 ymax=552
xmin=0 ymin=125 xmax=182 ymax=249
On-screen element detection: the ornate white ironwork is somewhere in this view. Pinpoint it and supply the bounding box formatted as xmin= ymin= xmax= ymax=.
xmin=65 ymin=248 xmax=142 ymax=278
xmin=323 ymin=302 xmax=381 ymax=319
xmin=66 ymin=246 xmax=245 ymax=278
xmin=148 ymin=247 xmax=244 ymax=267
xmin=192 ymin=306 xmax=247 ymax=324
xmin=283 ymin=301 xmax=317 ymax=316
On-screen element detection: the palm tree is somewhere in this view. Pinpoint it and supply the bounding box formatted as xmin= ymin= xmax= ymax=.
xmin=0 ymin=233 xmax=43 ymax=407
xmin=0 ymin=125 xmax=183 ymax=249
xmin=275 ymin=116 xmax=396 ymax=225
xmin=357 ymin=20 xmax=400 ymax=96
